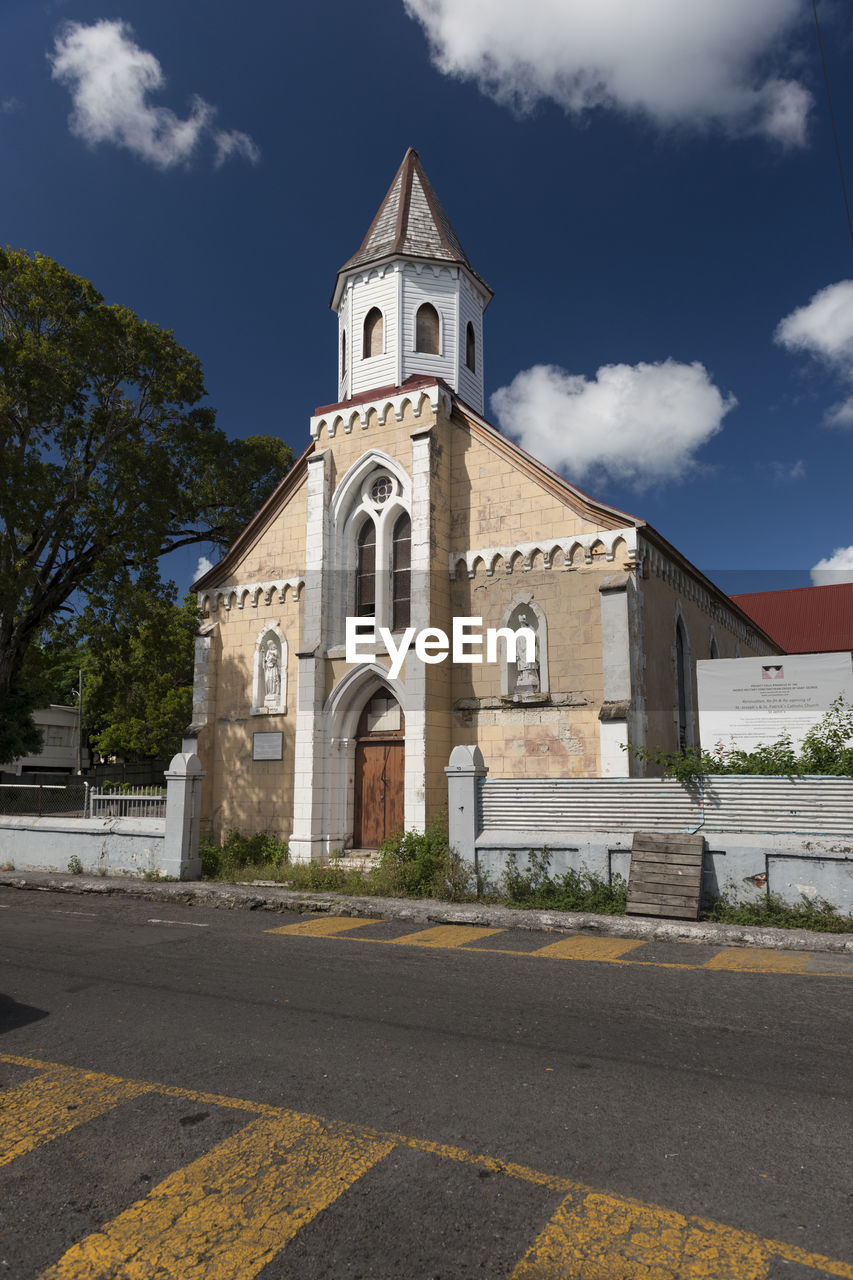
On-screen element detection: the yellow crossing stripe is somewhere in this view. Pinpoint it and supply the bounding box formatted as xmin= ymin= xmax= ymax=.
xmin=265 ymin=916 xmax=376 ymax=938
xmin=265 ymin=916 xmax=848 ymax=976
xmin=389 ymin=923 xmax=505 ymax=948
xmin=532 ymin=936 xmax=646 ymax=962
xmin=38 ymin=1112 xmax=395 ymax=1280
xmin=702 ymin=947 xmax=811 ymax=973
xmin=513 ymin=1190 xmax=794 ymax=1280
xmin=0 ymin=1065 xmax=153 ymax=1167
xmin=0 ymin=1055 xmax=850 ymax=1280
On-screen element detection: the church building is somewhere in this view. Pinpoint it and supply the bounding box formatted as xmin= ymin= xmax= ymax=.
xmin=192 ymin=149 xmax=777 ymax=859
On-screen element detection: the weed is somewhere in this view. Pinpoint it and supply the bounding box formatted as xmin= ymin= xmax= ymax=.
xmin=500 ymin=849 xmax=627 ymax=914
xmin=199 ymin=830 xmax=289 ymax=880
xmin=700 ymin=890 xmax=853 ymax=933
xmin=67 ymin=855 xmax=83 ymax=875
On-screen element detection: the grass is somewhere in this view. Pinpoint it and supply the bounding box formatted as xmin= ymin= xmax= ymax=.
xmin=198 ymin=829 xmax=853 ymax=931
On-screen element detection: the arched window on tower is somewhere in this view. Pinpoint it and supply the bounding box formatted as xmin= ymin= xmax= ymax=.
xmin=465 ymin=321 xmax=476 ymax=372
xmin=356 ymin=521 xmax=376 ymax=617
xmin=415 ymin=303 xmax=439 ymax=354
xmin=363 ymin=308 xmax=383 ymax=359
xmin=676 ymin=618 xmax=690 ymax=750
xmin=392 ymin=512 xmax=411 ymax=631
xmin=341 ymin=329 xmax=347 ymax=376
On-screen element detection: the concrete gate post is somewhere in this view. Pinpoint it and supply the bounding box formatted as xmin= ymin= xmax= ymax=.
xmin=162 ymin=752 xmax=205 ymax=880
xmin=444 ymin=745 xmax=487 ymax=867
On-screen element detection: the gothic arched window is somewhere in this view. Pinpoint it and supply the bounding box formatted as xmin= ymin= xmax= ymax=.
xmin=465 ymin=321 xmax=476 ymax=372
xmin=415 ymin=303 xmax=439 ymax=354
xmin=356 ymin=521 xmax=376 ymax=617
xmin=676 ymin=618 xmax=690 ymax=750
xmin=341 ymin=329 xmax=347 ymax=376
xmin=363 ymin=308 xmax=383 ymax=359
xmin=392 ymin=512 xmax=411 ymax=631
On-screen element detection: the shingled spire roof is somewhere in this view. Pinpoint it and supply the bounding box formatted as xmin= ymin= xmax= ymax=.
xmin=335 ymin=148 xmax=492 ymax=296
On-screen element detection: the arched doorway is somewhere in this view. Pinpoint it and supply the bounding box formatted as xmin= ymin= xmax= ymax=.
xmin=352 ymin=690 xmax=405 ymax=848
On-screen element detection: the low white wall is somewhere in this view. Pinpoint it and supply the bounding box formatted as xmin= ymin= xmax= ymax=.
xmin=475 ymin=831 xmax=853 ymax=913
xmin=446 ymin=749 xmax=853 ymax=912
xmin=0 ymin=816 xmax=166 ymax=878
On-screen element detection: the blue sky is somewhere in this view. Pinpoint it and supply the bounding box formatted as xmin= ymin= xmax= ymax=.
xmin=3 ymin=0 xmax=853 ymax=598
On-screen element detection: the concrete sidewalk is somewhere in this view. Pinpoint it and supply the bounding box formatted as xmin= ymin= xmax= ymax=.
xmin=2 ymin=868 xmax=852 ymax=954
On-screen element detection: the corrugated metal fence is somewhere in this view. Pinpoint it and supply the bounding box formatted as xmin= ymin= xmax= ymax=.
xmin=478 ymin=776 xmax=853 ymax=838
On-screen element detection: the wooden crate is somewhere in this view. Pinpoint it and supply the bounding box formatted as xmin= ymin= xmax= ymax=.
xmin=626 ymin=832 xmax=705 ymax=920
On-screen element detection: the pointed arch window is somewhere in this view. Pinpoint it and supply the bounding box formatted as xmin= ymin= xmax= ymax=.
xmin=341 ymin=329 xmax=347 ymax=376
xmin=676 ymin=619 xmax=690 ymax=750
xmin=363 ymin=308 xmax=383 ymax=359
xmin=392 ymin=512 xmax=411 ymax=631
xmin=356 ymin=521 xmax=376 ymax=617
xmin=465 ymin=321 xmax=476 ymax=372
xmin=415 ymin=303 xmax=440 ymax=354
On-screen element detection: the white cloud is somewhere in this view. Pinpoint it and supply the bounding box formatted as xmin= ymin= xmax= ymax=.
xmin=49 ymin=19 xmax=259 ymax=170
xmin=403 ymin=0 xmax=811 ymax=145
xmin=2 ymin=97 xmax=23 ymax=115
xmin=490 ymin=360 xmax=735 ymax=489
xmin=194 ymin=555 xmax=214 ymax=583
xmin=811 ymin=546 xmax=853 ymax=585
xmin=775 ymin=280 xmax=853 ymax=427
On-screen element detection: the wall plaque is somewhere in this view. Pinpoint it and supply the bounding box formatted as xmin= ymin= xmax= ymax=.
xmin=698 ymin=651 xmax=853 ymax=754
xmin=252 ymin=731 xmax=283 ymax=761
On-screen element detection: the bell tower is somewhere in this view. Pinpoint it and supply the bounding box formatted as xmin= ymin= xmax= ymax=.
xmin=331 ymin=149 xmax=493 ymax=414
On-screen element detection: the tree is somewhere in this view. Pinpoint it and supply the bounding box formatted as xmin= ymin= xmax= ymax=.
xmin=81 ymin=587 xmax=200 ymax=761
xmin=0 ymin=247 xmax=293 ymax=762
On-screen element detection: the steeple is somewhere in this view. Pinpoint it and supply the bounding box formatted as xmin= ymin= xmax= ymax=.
xmin=331 ymin=149 xmax=492 ymax=413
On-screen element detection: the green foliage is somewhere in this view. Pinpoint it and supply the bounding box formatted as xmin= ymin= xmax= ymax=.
xmin=199 ymin=830 xmax=289 ymax=879
xmin=82 ymin=587 xmax=199 ymax=761
xmin=375 ymin=816 xmax=474 ymax=900
xmin=0 ymin=246 xmax=293 ymax=761
xmin=700 ymin=890 xmax=853 ymax=933
xmin=627 ymin=697 xmax=853 ymax=781
xmin=500 ymin=848 xmax=628 ymax=914
xmin=67 ymin=855 xmax=83 ymax=875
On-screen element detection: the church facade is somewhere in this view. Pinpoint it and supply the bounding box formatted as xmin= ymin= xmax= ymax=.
xmin=192 ymin=150 xmax=777 ymax=859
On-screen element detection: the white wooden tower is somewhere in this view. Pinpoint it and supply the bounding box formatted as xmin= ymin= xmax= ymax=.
xmin=331 ymin=149 xmax=493 ymax=414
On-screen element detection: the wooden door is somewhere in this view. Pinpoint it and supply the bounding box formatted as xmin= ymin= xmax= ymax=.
xmin=353 ymin=693 xmax=405 ymax=848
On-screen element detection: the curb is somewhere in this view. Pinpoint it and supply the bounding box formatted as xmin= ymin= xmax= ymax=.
xmin=2 ymin=870 xmax=852 ymax=954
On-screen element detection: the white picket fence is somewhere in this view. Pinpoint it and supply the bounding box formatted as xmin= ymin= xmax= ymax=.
xmin=87 ymin=785 xmax=167 ymax=819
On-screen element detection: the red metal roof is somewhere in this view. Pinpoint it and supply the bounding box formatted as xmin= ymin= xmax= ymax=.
xmin=731 ymin=583 xmax=853 ymax=653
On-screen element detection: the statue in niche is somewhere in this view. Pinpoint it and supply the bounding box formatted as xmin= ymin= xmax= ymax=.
xmin=513 ymin=609 xmax=540 ymax=696
xmin=263 ymin=640 xmax=281 ymax=706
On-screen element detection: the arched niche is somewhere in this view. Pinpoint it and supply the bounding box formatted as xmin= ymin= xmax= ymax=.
xmin=498 ymin=594 xmax=549 ymax=700
xmin=252 ymin=623 xmax=287 ymax=715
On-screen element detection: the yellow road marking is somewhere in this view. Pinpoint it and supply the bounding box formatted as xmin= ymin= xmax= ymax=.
xmin=3 ymin=1054 xmax=851 ymax=1280
xmin=38 ymin=1111 xmax=395 ymax=1280
xmin=703 ymin=948 xmax=811 ymax=973
xmin=265 ymin=915 xmax=377 ymax=937
xmin=511 ymin=1190 xmax=772 ymax=1279
xmin=531 ymin=936 xmax=647 ymax=962
xmin=389 ymin=924 xmax=505 ymax=948
xmin=0 ymin=1066 xmax=153 ymax=1168
xmin=265 ymin=920 xmax=850 ymax=977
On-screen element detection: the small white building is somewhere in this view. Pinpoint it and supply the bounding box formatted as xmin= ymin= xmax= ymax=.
xmin=4 ymin=704 xmax=87 ymax=777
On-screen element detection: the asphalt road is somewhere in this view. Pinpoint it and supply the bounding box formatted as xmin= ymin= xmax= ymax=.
xmin=1 ymin=885 xmax=851 ymax=1278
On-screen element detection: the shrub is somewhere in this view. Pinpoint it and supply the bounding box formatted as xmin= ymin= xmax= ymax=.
xmin=500 ymin=849 xmax=627 ymax=914
xmin=199 ymin=830 xmax=288 ymax=880
xmin=626 ymin=696 xmax=853 ymax=781
xmin=374 ymin=816 xmax=474 ymax=900
xmin=701 ymin=889 xmax=853 ymax=933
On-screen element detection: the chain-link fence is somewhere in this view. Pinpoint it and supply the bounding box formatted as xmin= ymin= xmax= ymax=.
xmin=0 ymin=783 xmax=89 ymax=817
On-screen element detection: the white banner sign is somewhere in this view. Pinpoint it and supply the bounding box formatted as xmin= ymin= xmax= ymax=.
xmin=697 ymin=651 xmax=853 ymax=754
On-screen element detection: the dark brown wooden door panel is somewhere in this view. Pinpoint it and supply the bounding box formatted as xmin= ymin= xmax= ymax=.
xmin=354 ymin=740 xmax=404 ymax=848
